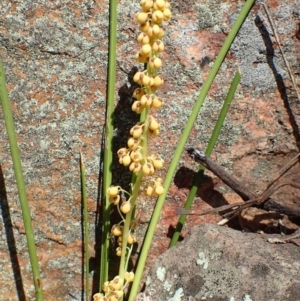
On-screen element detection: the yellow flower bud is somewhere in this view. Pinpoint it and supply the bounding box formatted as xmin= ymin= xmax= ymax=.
xmin=149 ymin=57 xmax=162 ymax=69
xmin=117 ymin=236 xmax=122 ymax=246
xmin=122 ymin=154 xmax=131 ymax=166
xmin=109 ymin=195 xmax=120 ymax=205
xmin=127 ymin=233 xmax=137 ymax=245
xmin=152 ymin=40 xmax=165 ymax=52
xmin=153 ymin=75 xmax=164 ymax=87
xmin=148 ymin=24 xmax=161 ymax=37
xmin=149 ymin=128 xmax=159 ymax=136
xmin=152 ymin=156 xmax=164 ymax=169
xmin=140 ymin=44 xmax=152 ymax=56
xmin=130 ymin=149 xmax=143 ymax=162
xmin=135 ymin=51 xmax=149 ymax=63
xmin=140 ymin=94 xmax=152 ymax=107
xmin=152 ymin=10 xmax=164 ymax=23
xmin=163 ymin=8 xmax=172 ymax=21
xmin=125 ymin=271 xmax=135 ymax=282
xmin=132 ymin=100 xmax=144 ymax=114
xmin=141 ymin=0 xmax=153 ymax=11
xmin=117 ymin=148 xmax=128 ymax=158
xmin=133 ymin=71 xmax=143 ymax=84
xmin=146 ymin=185 xmax=154 ymax=196
xmin=151 ymin=96 xmax=163 ymax=109
xmin=155 ymin=185 xmax=164 ymax=195
xmin=130 ymin=124 xmax=143 ymax=139
xmin=129 ymin=162 xmax=142 ymax=173
xmin=140 ymin=20 xmax=150 ymax=32
xmin=133 ymin=88 xmax=145 ymax=100
xmin=136 ymin=12 xmax=149 ymax=24
xmin=154 ymin=0 xmax=166 ymax=10
xmin=111 ymin=224 xmax=123 ymax=236
xmin=109 ymin=276 xmax=124 ymax=290
xmin=102 ymin=281 xmax=109 ymax=292
xmin=142 ymin=163 xmax=155 ymax=175
xmin=116 ymin=246 xmax=122 ymax=256
xmin=127 ymin=137 xmax=140 ymax=150
xmin=93 ymin=293 xmax=105 ymax=301
xmin=107 ymin=186 xmax=119 ymax=197
xmin=106 ymin=293 xmax=119 ymax=301
xmin=141 ymin=74 xmax=152 ymax=87
xmin=137 ymin=32 xmax=150 ymax=45
xmin=148 ymin=116 xmax=160 ymax=130
xmin=120 ymin=201 xmax=132 ymax=214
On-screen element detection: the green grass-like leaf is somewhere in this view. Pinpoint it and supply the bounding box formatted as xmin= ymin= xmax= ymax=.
xmin=0 ymin=57 xmax=44 ymax=299
xmin=128 ymin=0 xmax=255 ymax=299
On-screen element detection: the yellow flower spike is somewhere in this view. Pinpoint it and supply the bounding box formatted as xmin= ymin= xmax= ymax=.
xmin=133 ymin=88 xmax=145 ymax=100
xmin=142 ymin=162 xmax=155 ymax=175
xmin=149 ymin=57 xmax=162 ymax=69
xmin=148 ymin=116 xmax=160 ymax=130
xmin=130 ymin=149 xmax=143 ymax=162
xmin=120 ymin=201 xmax=132 ymax=214
xmin=121 ymin=154 xmax=131 ymax=166
xmin=129 ymin=162 xmax=142 ymax=173
xmin=127 ymin=137 xmax=141 ymax=150
xmin=137 ymin=32 xmax=150 ymax=45
xmin=151 ymin=95 xmax=163 ymax=109
xmin=136 ymin=12 xmax=149 ymax=24
xmin=163 ymin=8 xmax=172 ymax=21
xmin=107 ymin=186 xmax=119 ymax=197
xmin=116 ymin=246 xmax=122 ymax=257
xmin=111 ymin=224 xmax=123 ymax=236
xmin=127 ymin=233 xmax=137 ymax=245
xmin=152 ymin=10 xmax=164 ymax=24
xmin=125 ymin=271 xmax=135 ymax=282
xmin=109 ymin=276 xmax=124 ymax=291
xmin=155 ymin=185 xmax=164 ymax=195
xmin=146 ymin=185 xmax=154 ymax=196
xmin=109 ymin=194 xmax=120 ymax=205
xmin=152 ymin=40 xmax=165 ymax=53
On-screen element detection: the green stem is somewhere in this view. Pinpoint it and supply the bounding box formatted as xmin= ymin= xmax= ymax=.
xmin=100 ymin=0 xmax=117 ymax=291
xmin=169 ymin=71 xmax=241 ymax=247
xmin=119 ymin=172 xmax=143 ymax=279
xmin=80 ymin=153 xmax=90 ymax=300
xmin=128 ymin=0 xmax=255 ymax=299
xmin=0 ymin=59 xmax=44 ymax=299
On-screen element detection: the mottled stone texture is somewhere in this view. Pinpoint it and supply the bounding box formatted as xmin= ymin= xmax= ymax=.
xmin=0 ymin=0 xmax=299 ymax=300
xmin=135 ymin=224 xmax=300 ymax=301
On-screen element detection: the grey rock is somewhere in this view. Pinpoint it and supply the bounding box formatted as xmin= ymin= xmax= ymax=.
xmin=137 ymin=224 xmax=300 ymax=301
